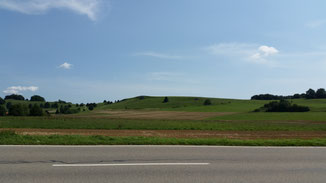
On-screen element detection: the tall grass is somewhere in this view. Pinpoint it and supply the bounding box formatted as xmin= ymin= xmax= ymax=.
xmin=1 ymin=131 xmax=326 ymax=146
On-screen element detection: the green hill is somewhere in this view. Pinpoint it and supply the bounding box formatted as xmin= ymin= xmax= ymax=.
xmin=97 ymin=96 xmax=326 ymax=113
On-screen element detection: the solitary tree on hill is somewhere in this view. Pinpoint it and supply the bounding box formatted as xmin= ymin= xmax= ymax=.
xmin=163 ymin=97 xmax=169 ymax=103
xmin=30 ymin=95 xmax=45 ymax=102
xmin=203 ymin=99 xmax=212 ymax=105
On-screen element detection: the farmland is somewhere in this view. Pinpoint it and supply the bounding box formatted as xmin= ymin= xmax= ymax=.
xmin=1 ymin=96 xmax=326 ymax=145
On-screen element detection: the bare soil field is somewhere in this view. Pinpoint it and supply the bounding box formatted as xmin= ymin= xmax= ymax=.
xmin=78 ymin=110 xmax=237 ymax=120
xmin=2 ymin=128 xmax=326 ymax=140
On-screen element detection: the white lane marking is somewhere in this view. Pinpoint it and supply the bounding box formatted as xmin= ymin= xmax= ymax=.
xmin=53 ymin=163 xmax=210 ymax=167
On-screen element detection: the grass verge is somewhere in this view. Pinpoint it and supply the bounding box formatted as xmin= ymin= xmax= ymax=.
xmin=1 ymin=131 xmax=326 ymax=146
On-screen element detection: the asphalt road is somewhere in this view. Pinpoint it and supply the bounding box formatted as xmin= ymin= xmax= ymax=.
xmin=0 ymin=145 xmax=326 ymax=183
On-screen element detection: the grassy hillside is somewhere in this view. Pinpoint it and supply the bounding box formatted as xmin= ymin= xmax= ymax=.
xmin=97 ymin=96 xmax=268 ymax=112
xmin=97 ymin=96 xmax=326 ymax=113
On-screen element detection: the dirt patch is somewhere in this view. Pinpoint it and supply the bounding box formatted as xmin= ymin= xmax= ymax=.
xmin=76 ymin=110 xmax=237 ymax=120
xmin=2 ymin=128 xmax=326 ymax=140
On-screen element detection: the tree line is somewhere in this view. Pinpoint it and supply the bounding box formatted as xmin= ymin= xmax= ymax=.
xmin=251 ymin=88 xmax=326 ymax=100
xmin=0 ymin=94 xmax=99 ymax=116
xmin=254 ymin=100 xmax=310 ymax=112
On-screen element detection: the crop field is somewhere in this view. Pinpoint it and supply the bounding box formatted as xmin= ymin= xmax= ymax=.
xmin=2 ymin=96 xmax=326 ymax=145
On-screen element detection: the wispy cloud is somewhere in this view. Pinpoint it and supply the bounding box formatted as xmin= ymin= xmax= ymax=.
xmin=205 ymin=43 xmax=279 ymax=65
xmin=305 ymin=20 xmax=326 ymax=29
xmin=147 ymin=72 xmax=199 ymax=84
xmin=148 ymin=72 xmax=184 ymax=81
xmin=3 ymin=86 xmax=39 ymax=94
xmin=134 ymin=51 xmax=184 ymax=60
xmin=205 ymin=43 xmax=256 ymax=56
xmin=0 ymin=0 xmax=109 ymax=21
xmin=58 ymin=62 xmax=73 ymax=69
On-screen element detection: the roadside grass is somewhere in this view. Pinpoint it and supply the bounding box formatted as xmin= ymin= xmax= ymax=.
xmin=1 ymin=116 xmax=326 ymax=131
xmin=1 ymin=131 xmax=326 ymax=146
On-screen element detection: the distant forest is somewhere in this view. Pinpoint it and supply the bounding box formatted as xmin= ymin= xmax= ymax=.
xmin=251 ymin=88 xmax=326 ymax=100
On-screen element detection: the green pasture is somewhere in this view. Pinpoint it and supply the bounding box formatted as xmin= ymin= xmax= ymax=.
xmin=1 ymin=116 xmax=326 ymax=131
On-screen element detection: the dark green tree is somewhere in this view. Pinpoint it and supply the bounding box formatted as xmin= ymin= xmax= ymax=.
xmin=29 ymin=104 xmax=43 ymax=116
xmin=0 ymin=105 xmax=7 ymax=116
xmin=0 ymin=97 xmax=5 ymax=105
xmin=44 ymin=102 xmax=51 ymax=108
xmin=203 ymin=99 xmax=212 ymax=105
xmin=5 ymin=94 xmax=25 ymax=100
xmin=88 ymin=105 xmax=94 ymax=111
xmin=292 ymin=94 xmax=301 ymax=99
xmin=316 ymin=88 xmax=326 ymax=98
xmin=163 ymin=97 xmax=169 ymax=103
xmin=51 ymin=103 xmax=59 ymax=108
xmin=30 ymin=95 xmax=45 ymax=102
xmin=6 ymin=102 xmax=12 ymax=110
xmin=306 ymin=89 xmax=316 ymax=99
xmin=8 ymin=104 xmax=29 ymax=116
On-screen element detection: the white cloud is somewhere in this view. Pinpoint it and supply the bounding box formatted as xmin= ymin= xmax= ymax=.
xmin=305 ymin=20 xmax=326 ymax=29
xmin=3 ymin=86 xmax=39 ymax=94
xmin=0 ymin=0 xmax=108 ymax=21
xmin=59 ymin=62 xmax=72 ymax=69
xmin=205 ymin=43 xmax=279 ymax=65
xmin=250 ymin=45 xmax=279 ymax=60
xmin=134 ymin=52 xmax=183 ymax=60
xmin=258 ymin=45 xmax=279 ymax=56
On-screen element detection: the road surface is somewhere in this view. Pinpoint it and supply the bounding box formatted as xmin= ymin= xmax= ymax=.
xmin=0 ymin=145 xmax=326 ymax=183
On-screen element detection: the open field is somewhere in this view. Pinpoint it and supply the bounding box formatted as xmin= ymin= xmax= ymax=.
xmin=97 ymin=97 xmax=326 ymax=112
xmin=2 ymin=96 xmax=326 ymax=145
xmin=89 ymin=110 xmax=236 ymax=120
xmin=2 ymin=116 xmax=326 ymax=131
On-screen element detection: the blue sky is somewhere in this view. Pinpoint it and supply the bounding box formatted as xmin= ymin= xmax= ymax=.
xmin=1 ymin=0 xmax=326 ymax=103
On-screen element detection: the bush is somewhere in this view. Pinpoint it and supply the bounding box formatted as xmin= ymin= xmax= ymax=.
xmin=44 ymin=102 xmax=51 ymax=108
xmin=51 ymin=103 xmax=59 ymax=108
xmin=0 ymin=105 xmax=7 ymax=116
xmin=29 ymin=104 xmax=43 ymax=116
xmin=5 ymin=94 xmax=25 ymax=100
xmin=30 ymin=95 xmax=45 ymax=102
xmin=163 ymin=97 xmax=169 ymax=103
xmin=203 ymin=99 xmax=212 ymax=105
xmin=6 ymin=102 xmax=12 ymax=110
xmin=8 ymin=104 xmax=29 ymax=116
xmin=0 ymin=97 xmax=5 ymax=105
xmin=255 ymin=100 xmax=310 ymax=112
xmin=88 ymin=105 xmax=94 ymax=111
